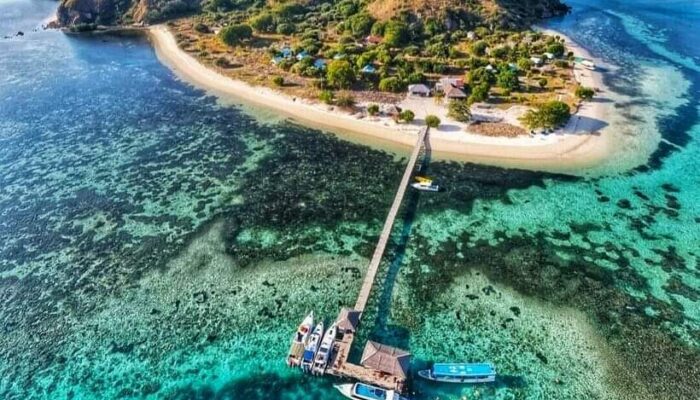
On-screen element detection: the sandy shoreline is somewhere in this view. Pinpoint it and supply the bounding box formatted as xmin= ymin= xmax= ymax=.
xmin=148 ymin=25 xmax=616 ymax=175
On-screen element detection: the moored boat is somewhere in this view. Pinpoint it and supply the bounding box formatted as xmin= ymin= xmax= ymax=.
xmin=300 ymin=321 xmax=324 ymax=372
xmin=286 ymin=311 xmax=314 ymax=367
xmin=334 ymin=382 xmax=408 ymax=400
xmin=417 ymin=362 xmax=496 ymax=383
xmin=411 ymin=177 xmax=439 ymax=192
xmin=311 ymin=322 xmax=337 ymax=375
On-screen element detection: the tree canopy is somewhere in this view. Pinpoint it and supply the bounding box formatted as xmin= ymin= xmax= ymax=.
xmin=383 ymin=20 xmax=410 ymax=47
xmin=521 ymin=101 xmax=571 ymax=129
xmin=219 ymin=24 xmax=252 ymax=46
xmin=326 ymin=59 xmax=355 ymax=89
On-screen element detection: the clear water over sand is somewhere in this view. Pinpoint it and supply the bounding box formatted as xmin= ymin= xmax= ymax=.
xmin=0 ymin=0 xmax=698 ymax=399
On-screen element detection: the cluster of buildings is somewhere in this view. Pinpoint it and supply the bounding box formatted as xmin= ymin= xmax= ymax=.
xmin=407 ymin=76 xmax=467 ymax=99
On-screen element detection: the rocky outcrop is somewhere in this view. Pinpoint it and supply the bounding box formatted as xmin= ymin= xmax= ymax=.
xmin=56 ymin=0 xmax=119 ymax=26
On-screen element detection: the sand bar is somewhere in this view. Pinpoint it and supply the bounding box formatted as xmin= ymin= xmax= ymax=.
xmin=148 ymin=25 xmax=616 ymax=175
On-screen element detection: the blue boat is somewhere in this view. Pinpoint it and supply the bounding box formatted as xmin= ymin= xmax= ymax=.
xmin=418 ymin=363 xmax=496 ymax=383
xmin=334 ymin=383 xmax=408 ymax=400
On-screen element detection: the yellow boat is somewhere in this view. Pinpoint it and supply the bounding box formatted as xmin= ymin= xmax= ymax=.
xmin=414 ymin=176 xmax=433 ymax=184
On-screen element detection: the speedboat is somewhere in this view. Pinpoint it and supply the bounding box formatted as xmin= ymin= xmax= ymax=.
xmin=334 ymin=382 xmax=408 ymax=400
xmin=410 ymin=178 xmax=439 ymax=192
xmin=417 ymin=362 xmax=496 ymax=383
xmin=311 ymin=322 xmax=337 ymax=375
xmin=581 ymin=60 xmax=596 ymax=70
xmin=286 ymin=311 xmax=314 ymax=367
xmin=300 ymin=321 xmax=324 ymax=372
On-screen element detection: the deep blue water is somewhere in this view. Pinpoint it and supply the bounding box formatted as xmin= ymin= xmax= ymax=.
xmin=1 ymin=0 xmax=698 ymax=399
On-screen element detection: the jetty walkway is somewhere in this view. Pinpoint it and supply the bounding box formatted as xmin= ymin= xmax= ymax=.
xmin=326 ymin=127 xmax=429 ymax=392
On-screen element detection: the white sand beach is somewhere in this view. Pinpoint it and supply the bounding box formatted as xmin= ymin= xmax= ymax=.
xmin=148 ymin=25 xmax=616 ymax=175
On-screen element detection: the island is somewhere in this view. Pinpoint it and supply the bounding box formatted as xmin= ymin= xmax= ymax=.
xmin=55 ymin=0 xmax=615 ymax=174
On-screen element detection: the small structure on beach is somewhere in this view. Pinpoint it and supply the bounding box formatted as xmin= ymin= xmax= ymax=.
xmin=435 ymin=76 xmax=464 ymax=92
xmin=408 ymin=84 xmax=430 ymax=97
xmin=530 ymin=56 xmax=544 ymax=66
xmin=360 ymin=341 xmax=411 ymax=380
xmin=361 ymin=64 xmax=377 ymax=74
xmin=313 ymin=59 xmax=327 ymax=70
xmin=336 ymin=308 xmax=361 ymax=334
xmin=445 ymin=85 xmax=467 ymax=99
xmin=364 ymin=35 xmax=383 ymax=45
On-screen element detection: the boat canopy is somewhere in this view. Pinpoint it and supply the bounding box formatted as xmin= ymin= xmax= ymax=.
xmin=433 ymin=363 xmax=495 ymax=377
xmin=354 ymin=383 xmax=387 ymax=400
xmin=303 ymin=350 xmax=315 ymax=362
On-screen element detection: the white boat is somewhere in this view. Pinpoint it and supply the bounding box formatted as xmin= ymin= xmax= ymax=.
xmin=286 ymin=311 xmax=314 ymax=366
xmin=311 ymin=322 xmax=337 ymax=374
xmin=334 ymin=383 xmax=408 ymax=400
xmin=410 ymin=181 xmax=439 ymax=192
xmin=417 ymin=362 xmax=496 ymax=383
xmin=300 ymin=321 xmax=324 ymax=372
xmin=581 ymin=60 xmax=596 ymax=70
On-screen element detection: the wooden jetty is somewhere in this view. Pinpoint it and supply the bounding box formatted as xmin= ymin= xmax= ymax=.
xmin=324 ymin=127 xmax=429 ymax=392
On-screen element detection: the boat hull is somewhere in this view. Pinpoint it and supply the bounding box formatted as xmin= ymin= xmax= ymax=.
xmin=417 ymin=369 xmax=495 ymax=383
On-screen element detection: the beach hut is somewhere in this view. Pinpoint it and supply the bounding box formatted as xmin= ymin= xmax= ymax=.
xmin=445 ymin=85 xmax=467 ymax=99
xmin=407 ymin=84 xmax=430 ymax=97
xmin=544 ymin=52 xmax=555 ymax=60
xmin=361 ymin=341 xmax=411 ymax=380
xmin=313 ymin=59 xmax=327 ymax=69
xmin=435 ymin=77 xmax=464 ymax=92
xmin=485 ymin=64 xmax=495 ymax=73
xmin=336 ymin=308 xmax=361 ymax=334
xmin=530 ymin=56 xmax=543 ymax=66
xmin=360 ymin=64 xmax=377 ymax=74
xmin=296 ymin=51 xmax=310 ymax=61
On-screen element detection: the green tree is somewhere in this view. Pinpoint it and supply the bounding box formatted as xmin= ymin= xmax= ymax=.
xmin=276 ymin=23 xmax=296 ymax=35
xmin=425 ymin=115 xmax=441 ymax=128
xmin=521 ymin=101 xmax=571 ymax=129
xmin=383 ymin=20 xmax=410 ymax=47
xmin=469 ymin=82 xmax=490 ymax=104
xmin=538 ymin=78 xmax=548 ymax=89
xmin=250 ymin=13 xmax=275 ymax=33
xmin=471 ymin=40 xmax=487 ymax=56
xmin=517 ymin=57 xmax=532 ymax=72
xmin=348 ymin=13 xmax=375 ymax=37
xmin=547 ymin=42 xmax=566 ymax=57
xmin=447 ymin=100 xmax=471 ymax=123
xmin=399 ymin=109 xmax=415 ymax=123
xmin=575 ymin=85 xmax=595 ymax=100
xmin=497 ymin=68 xmax=519 ymax=91
xmin=219 ymin=24 xmax=252 ymax=46
xmin=378 ymin=77 xmax=405 ymax=92
xmin=326 ymin=60 xmax=355 ymax=89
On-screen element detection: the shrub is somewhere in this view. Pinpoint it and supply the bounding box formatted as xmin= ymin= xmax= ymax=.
xmin=547 ymin=42 xmax=566 ymax=57
xmin=399 ymin=109 xmax=415 ymax=123
xmin=447 ymin=100 xmax=471 ymax=123
xmin=367 ymin=104 xmax=380 ymax=116
xmin=250 ymin=13 xmax=275 ymax=33
xmin=335 ymin=94 xmax=355 ymax=108
xmin=272 ymin=76 xmax=285 ymax=86
xmin=471 ymin=40 xmax=487 ymax=56
xmin=326 ymin=59 xmax=355 ymax=89
xmin=319 ymin=90 xmax=334 ymax=104
xmin=575 ymin=85 xmax=595 ymax=100
xmin=521 ymin=100 xmax=571 ymax=129
xmin=469 ymin=83 xmax=490 ymax=104
xmin=517 ymin=58 xmax=532 ymax=71
xmin=539 ymin=78 xmax=548 ymax=88
xmin=425 ymin=115 xmax=441 ymax=128
xmin=219 ymin=24 xmax=252 ymax=46
xmin=348 ymin=13 xmax=374 ymax=37
xmin=276 ymin=23 xmax=296 ymax=35
xmin=378 ymin=77 xmax=405 ymax=92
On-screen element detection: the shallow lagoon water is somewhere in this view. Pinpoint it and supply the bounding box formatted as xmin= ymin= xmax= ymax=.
xmin=1 ymin=0 xmax=699 ymax=399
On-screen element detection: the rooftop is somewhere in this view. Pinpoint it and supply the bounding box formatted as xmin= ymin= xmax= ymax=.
xmin=360 ymin=341 xmax=411 ymax=379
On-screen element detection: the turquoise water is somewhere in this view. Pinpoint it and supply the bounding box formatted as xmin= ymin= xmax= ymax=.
xmin=0 ymin=0 xmax=698 ymax=399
